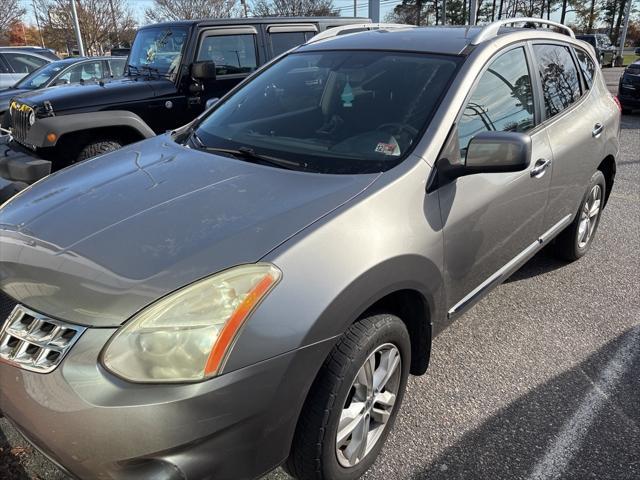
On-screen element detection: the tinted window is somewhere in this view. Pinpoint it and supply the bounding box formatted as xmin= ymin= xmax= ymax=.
xmin=198 ymin=34 xmax=258 ymax=76
xmin=57 ymin=61 xmax=104 ymax=83
xmin=458 ymin=48 xmax=534 ymax=155
xmin=533 ymin=45 xmax=581 ymax=119
xmin=194 ymin=51 xmax=460 ymax=174
xmin=15 ymin=62 xmax=65 ymax=89
xmin=108 ymin=58 xmax=126 ymax=77
xmin=575 ymin=48 xmax=596 ymax=88
xmin=4 ymin=53 xmax=47 ymax=74
xmin=270 ymin=32 xmax=312 ymax=56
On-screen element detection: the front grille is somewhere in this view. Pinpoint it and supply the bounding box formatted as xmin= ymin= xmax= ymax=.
xmin=9 ymin=105 xmax=31 ymax=145
xmin=0 ymin=304 xmax=85 ymax=373
xmin=0 ymin=290 xmax=18 ymax=329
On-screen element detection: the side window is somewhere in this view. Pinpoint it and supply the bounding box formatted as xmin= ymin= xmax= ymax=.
xmin=0 ymin=57 xmax=8 ymax=73
xmin=108 ymin=59 xmax=126 ymax=77
xmin=458 ymin=47 xmax=534 ymax=156
xmin=4 ymin=53 xmax=47 ymax=74
xmin=58 ymin=61 xmax=104 ymax=84
xmin=575 ymin=48 xmax=596 ymax=89
xmin=270 ymin=31 xmax=309 ymax=56
xmin=533 ymin=44 xmax=581 ymax=119
xmin=197 ymin=34 xmax=258 ymax=76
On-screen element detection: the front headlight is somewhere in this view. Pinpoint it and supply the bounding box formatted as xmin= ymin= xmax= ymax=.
xmin=102 ymin=263 xmax=281 ymax=383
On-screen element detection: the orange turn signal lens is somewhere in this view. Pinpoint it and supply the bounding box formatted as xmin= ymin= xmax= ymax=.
xmin=204 ymin=272 xmax=277 ymax=376
xmin=46 ymin=133 xmax=57 ymax=143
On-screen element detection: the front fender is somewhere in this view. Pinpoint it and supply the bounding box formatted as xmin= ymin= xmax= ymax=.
xmin=26 ymin=111 xmax=156 ymax=148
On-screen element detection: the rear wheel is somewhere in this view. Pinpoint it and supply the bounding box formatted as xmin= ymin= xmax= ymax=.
xmin=553 ymin=170 xmax=606 ymax=261
xmin=285 ymin=314 xmax=411 ymax=480
xmin=76 ymin=138 xmax=122 ymax=162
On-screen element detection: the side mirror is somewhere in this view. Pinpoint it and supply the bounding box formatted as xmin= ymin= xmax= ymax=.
xmin=635 ymin=47 xmax=640 ymax=56
xmin=464 ymin=131 xmax=532 ymax=175
xmin=191 ymin=61 xmax=216 ymax=81
xmin=205 ymin=97 xmax=220 ymax=109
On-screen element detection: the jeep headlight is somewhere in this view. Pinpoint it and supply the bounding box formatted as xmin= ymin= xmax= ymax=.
xmin=28 ymin=111 xmax=36 ymax=126
xmin=102 ymin=264 xmax=281 ymax=382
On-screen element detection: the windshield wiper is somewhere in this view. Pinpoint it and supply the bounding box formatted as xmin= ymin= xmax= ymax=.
xmin=127 ymin=64 xmax=140 ymax=76
xmin=195 ymin=143 xmax=305 ymax=171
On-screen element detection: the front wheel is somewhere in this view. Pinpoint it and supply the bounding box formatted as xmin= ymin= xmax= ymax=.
xmin=285 ymin=314 xmax=411 ymax=480
xmin=553 ymin=170 xmax=606 ymax=261
xmin=76 ymin=138 xmax=122 ymax=162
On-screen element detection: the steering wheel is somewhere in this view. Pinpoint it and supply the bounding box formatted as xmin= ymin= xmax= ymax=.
xmin=377 ymin=123 xmax=419 ymax=137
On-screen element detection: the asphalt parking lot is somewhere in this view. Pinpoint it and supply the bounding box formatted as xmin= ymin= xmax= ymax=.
xmin=1 ymin=73 xmax=639 ymax=480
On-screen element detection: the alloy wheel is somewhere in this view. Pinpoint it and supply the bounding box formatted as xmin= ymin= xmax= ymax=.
xmin=335 ymin=343 xmax=402 ymax=468
xmin=577 ymin=184 xmax=602 ymax=249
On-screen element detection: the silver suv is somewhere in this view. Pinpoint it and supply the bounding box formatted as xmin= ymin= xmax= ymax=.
xmin=0 ymin=19 xmax=620 ymax=480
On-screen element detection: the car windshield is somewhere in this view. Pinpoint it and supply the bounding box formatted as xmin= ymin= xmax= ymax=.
xmin=14 ymin=62 xmax=66 ymax=89
xmin=127 ymin=27 xmax=188 ymax=80
xmin=193 ymin=50 xmax=460 ymax=174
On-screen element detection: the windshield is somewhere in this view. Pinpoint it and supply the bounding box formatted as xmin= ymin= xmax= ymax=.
xmin=128 ymin=27 xmax=188 ymax=80
xmin=15 ymin=62 xmax=66 ymax=89
xmin=194 ymin=50 xmax=460 ymax=174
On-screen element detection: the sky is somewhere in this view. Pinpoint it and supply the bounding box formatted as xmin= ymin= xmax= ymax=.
xmin=18 ymin=0 xmax=593 ymax=27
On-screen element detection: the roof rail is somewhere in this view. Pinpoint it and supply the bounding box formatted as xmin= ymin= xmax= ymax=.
xmin=306 ymin=23 xmax=415 ymax=44
xmin=471 ymin=17 xmax=575 ymax=45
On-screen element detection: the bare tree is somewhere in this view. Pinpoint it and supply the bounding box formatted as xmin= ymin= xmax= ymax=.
xmin=34 ymin=0 xmax=136 ymax=54
xmin=145 ymin=0 xmax=240 ymax=22
xmin=0 ymin=0 xmax=26 ymax=39
xmin=251 ymin=0 xmax=339 ymax=16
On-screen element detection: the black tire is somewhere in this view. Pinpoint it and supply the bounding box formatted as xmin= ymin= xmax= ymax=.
xmin=285 ymin=314 xmax=411 ymax=480
xmin=553 ymin=170 xmax=606 ymax=262
xmin=76 ymin=138 xmax=122 ymax=162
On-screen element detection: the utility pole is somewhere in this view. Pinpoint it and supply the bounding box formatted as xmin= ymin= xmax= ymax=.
xmin=442 ymin=0 xmax=447 ymax=25
xmin=470 ymin=0 xmax=477 ymax=24
xmin=108 ymin=0 xmax=119 ymax=46
xmin=618 ymin=0 xmax=632 ymax=59
xmin=368 ymin=0 xmax=380 ymax=22
xmin=70 ymin=0 xmax=85 ymax=56
xmin=416 ymin=0 xmax=423 ymax=25
xmin=32 ymin=0 xmax=45 ymax=48
xmin=241 ymin=0 xmax=249 ymax=17
xmin=354 ymin=0 xmax=357 ymax=17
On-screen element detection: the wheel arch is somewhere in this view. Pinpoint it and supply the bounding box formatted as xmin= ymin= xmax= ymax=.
xmin=597 ymin=155 xmax=616 ymax=207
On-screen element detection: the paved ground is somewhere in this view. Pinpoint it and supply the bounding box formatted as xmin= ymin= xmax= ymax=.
xmin=1 ymin=75 xmax=638 ymax=480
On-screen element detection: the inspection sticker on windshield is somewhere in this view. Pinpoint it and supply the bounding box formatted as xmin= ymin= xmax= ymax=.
xmin=375 ymin=142 xmax=400 ymax=156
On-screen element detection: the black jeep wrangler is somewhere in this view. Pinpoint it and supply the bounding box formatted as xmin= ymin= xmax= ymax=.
xmin=0 ymin=17 xmax=368 ymax=199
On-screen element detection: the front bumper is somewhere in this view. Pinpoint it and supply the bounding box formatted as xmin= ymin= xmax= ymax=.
xmin=0 ymin=136 xmax=51 ymax=201
xmin=0 ymin=328 xmax=333 ymax=479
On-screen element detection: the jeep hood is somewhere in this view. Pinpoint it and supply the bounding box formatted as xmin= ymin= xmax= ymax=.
xmin=12 ymin=77 xmax=168 ymax=113
xmin=0 ymin=88 xmax=28 ymax=112
xmin=0 ymin=135 xmax=378 ymax=327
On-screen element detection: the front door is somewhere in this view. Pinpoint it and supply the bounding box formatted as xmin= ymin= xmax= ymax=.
xmin=438 ymin=46 xmax=553 ymax=315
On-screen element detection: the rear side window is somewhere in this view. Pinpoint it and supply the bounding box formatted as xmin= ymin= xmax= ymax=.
xmin=3 ymin=53 xmax=47 ymax=74
xmin=270 ymin=32 xmax=313 ymax=56
xmin=575 ymin=48 xmax=596 ymax=88
xmin=533 ymin=44 xmax=581 ymax=119
xmin=198 ymin=34 xmax=258 ymax=76
xmin=458 ymin=47 xmax=534 ymax=156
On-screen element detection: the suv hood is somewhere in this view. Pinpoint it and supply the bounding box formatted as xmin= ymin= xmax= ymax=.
xmin=0 ymin=135 xmax=378 ymax=326
xmin=12 ymin=76 xmax=168 ymax=114
xmin=0 ymin=88 xmax=28 ymax=110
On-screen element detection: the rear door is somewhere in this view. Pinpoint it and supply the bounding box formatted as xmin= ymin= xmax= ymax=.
xmin=531 ymin=43 xmax=601 ymax=229
xmin=439 ymin=45 xmax=554 ymax=315
xmin=266 ymin=24 xmax=318 ymax=58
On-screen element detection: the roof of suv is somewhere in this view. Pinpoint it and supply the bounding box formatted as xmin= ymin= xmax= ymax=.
xmin=141 ymin=16 xmax=370 ymax=29
xmin=300 ymin=24 xmax=578 ymax=56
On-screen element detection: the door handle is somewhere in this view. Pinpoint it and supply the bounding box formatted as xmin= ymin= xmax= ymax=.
xmin=592 ymin=123 xmax=604 ymax=137
xmin=530 ymin=158 xmax=552 ymax=178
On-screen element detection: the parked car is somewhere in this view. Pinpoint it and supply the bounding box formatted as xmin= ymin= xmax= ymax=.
xmin=0 ymin=17 xmax=372 ymax=198
xmin=0 ymin=56 xmax=126 ymax=126
xmin=0 ymin=47 xmax=58 ymax=90
xmin=618 ymin=59 xmax=640 ymax=113
xmin=576 ymin=33 xmax=616 ymax=67
xmin=0 ymin=18 xmax=620 ymax=480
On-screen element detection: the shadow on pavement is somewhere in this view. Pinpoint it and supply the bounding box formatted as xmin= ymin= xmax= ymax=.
xmin=505 ymin=246 xmax=568 ymax=283
xmin=0 ymin=422 xmax=30 ymax=480
xmin=409 ymin=327 xmax=640 ymax=480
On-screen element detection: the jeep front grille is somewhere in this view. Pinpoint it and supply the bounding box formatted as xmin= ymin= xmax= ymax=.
xmin=0 ymin=290 xmax=18 ymax=330
xmin=0 ymin=305 xmax=85 ymax=373
xmin=9 ymin=106 xmax=31 ymax=145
